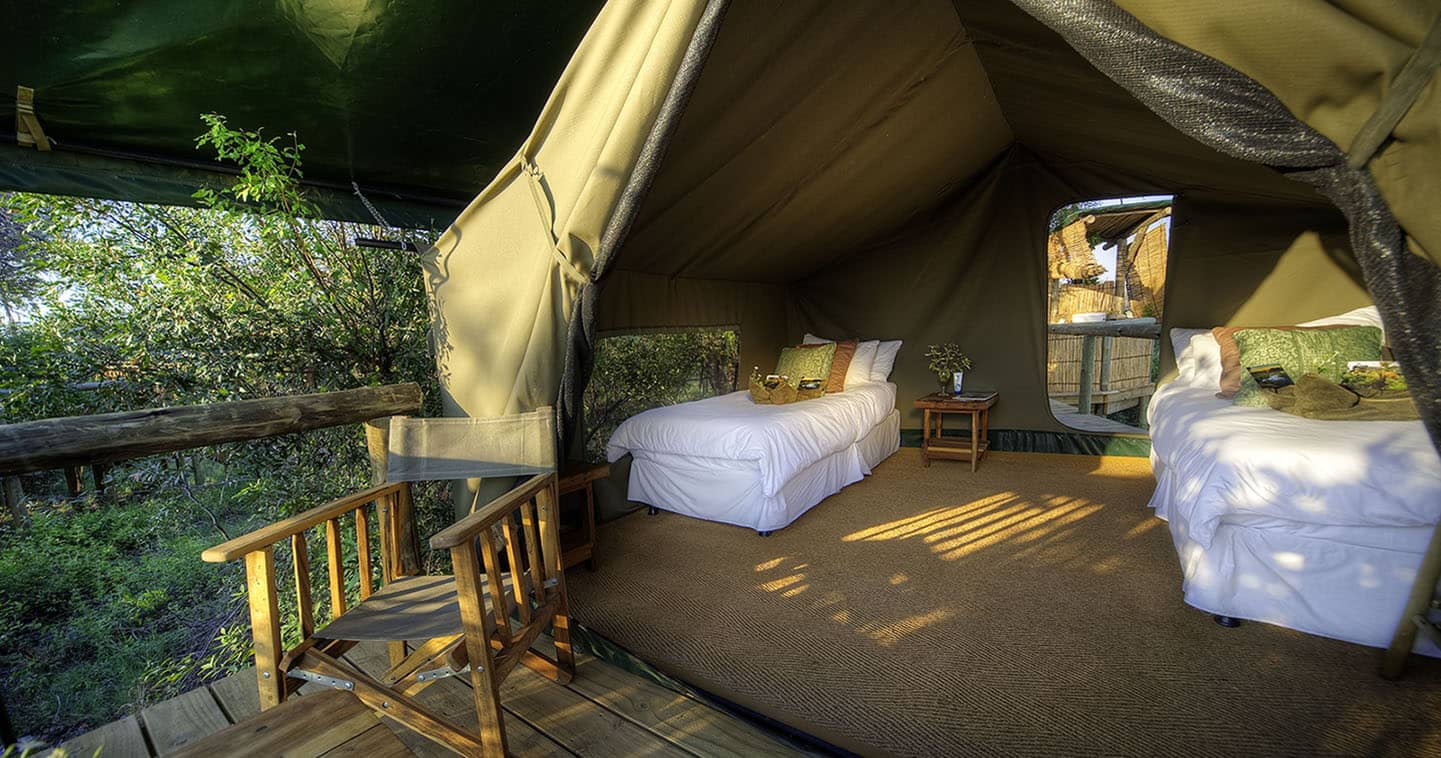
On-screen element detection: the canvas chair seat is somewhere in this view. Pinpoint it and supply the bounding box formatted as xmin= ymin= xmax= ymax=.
xmin=316 ymin=573 xmax=523 ymax=643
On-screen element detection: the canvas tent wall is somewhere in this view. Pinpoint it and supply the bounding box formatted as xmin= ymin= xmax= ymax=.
xmin=421 ymin=0 xmax=1427 ymax=456
xmin=1 ymin=0 xmax=1435 ymax=454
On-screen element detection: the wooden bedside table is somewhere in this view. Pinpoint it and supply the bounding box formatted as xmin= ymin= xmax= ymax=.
xmin=913 ymin=392 xmax=998 ymax=471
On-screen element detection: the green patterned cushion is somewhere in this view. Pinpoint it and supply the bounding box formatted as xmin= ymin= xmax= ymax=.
xmin=1232 ymin=326 xmax=1383 ymax=407
xmin=775 ymin=343 xmax=835 ymax=389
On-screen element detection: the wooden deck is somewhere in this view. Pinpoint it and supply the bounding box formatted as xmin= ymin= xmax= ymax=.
xmin=56 ymin=637 xmax=813 ymax=758
xmin=1049 ymin=399 xmax=1147 ymax=435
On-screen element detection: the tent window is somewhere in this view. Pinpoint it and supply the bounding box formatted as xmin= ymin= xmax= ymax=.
xmin=582 ymin=328 xmax=739 ymax=462
xmin=1046 ymin=196 xmax=1173 ymax=433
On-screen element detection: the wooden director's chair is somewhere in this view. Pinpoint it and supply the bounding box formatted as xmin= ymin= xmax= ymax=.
xmin=202 ymin=408 xmax=573 ymax=756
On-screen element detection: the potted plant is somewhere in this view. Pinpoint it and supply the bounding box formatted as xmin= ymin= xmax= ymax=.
xmin=926 ymin=343 xmax=973 ymax=395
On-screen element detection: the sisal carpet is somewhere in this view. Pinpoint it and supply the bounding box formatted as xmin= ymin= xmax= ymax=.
xmin=566 ymin=450 xmax=1441 ymax=757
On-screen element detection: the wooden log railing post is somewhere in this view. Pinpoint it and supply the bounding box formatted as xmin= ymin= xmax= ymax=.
xmin=91 ymin=463 xmax=110 ymax=498
xmin=1099 ymin=336 xmax=1115 ymax=392
xmin=2 ymin=476 xmax=26 ymax=527
xmin=64 ymin=466 xmax=83 ymax=496
xmin=1077 ymin=335 xmax=1097 ymax=416
xmin=364 ymin=417 xmax=420 ymax=576
xmin=0 ymin=688 xmax=16 ymax=748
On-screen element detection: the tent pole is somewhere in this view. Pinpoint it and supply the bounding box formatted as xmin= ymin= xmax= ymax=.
xmin=1381 ymin=521 xmax=1441 ymax=678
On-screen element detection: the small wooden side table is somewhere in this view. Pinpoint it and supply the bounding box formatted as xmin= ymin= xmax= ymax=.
xmin=559 ymin=461 xmax=609 ymax=571
xmin=913 ymin=392 xmax=998 ymax=471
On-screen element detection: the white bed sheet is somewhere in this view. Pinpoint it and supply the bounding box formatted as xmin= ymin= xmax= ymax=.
xmin=1147 ymin=380 xmax=1441 ymax=548
xmin=1147 ymin=376 xmax=1441 ymax=652
xmin=622 ymin=408 xmax=900 ymax=532
xmin=607 ymin=382 xmax=896 ymax=497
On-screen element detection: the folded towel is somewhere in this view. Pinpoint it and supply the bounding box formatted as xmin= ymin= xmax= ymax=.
xmin=1267 ymin=373 xmax=1419 ymax=421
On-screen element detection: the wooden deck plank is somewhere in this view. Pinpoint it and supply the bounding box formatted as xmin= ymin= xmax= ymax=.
xmin=140 ymin=686 xmax=230 ymax=754
xmin=208 ymin=668 xmax=262 ymax=724
xmin=1049 ymin=399 xmax=1147 ymax=434
xmin=343 ymin=643 xmax=573 ymax=758
xmin=325 ymin=723 xmax=417 ymax=757
xmin=563 ymin=655 xmax=809 ymax=757
xmin=57 ymin=714 xmax=150 ymax=758
xmin=168 ymin=690 xmax=387 ymax=758
xmin=532 ymin=637 xmax=809 ymax=757
xmin=62 ymin=631 xmax=797 ymax=758
xmin=501 ymin=664 xmax=687 ymax=757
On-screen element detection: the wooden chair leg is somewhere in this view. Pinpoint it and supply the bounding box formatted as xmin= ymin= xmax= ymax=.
xmin=453 ymin=540 xmax=509 ymax=757
xmin=537 ymin=483 xmax=577 ymax=680
xmin=244 ymin=548 xmax=285 ymax=709
xmin=299 ymin=650 xmax=486 ymax=755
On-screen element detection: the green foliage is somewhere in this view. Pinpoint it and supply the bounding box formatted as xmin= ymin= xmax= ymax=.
xmin=0 ymin=115 xmax=450 ymax=744
xmin=0 ymin=199 xmax=42 ymax=324
xmin=925 ymin=342 xmax=972 ymax=385
xmin=0 ymin=494 xmax=245 ymax=735
xmin=583 ymin=330 xmax=738 ymax=462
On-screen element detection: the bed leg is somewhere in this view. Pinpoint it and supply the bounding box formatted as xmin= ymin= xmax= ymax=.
xmin=647 ymin=506 xmax=659 ymax=516
xmin=1213 ymin=614 xmax=1242 ymax=628
xmin=757 ymin=530 xmax=773 ymax=537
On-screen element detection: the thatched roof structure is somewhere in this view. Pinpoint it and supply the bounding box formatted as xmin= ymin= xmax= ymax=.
xmin=1047 ymin=216 xmax=1107 ymax=281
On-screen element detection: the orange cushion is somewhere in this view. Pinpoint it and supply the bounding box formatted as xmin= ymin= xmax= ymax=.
xmin=1212 ymin=324 xmax=1355 ymax=398
xmin=826 ymin=340 xmax=857 ymax=393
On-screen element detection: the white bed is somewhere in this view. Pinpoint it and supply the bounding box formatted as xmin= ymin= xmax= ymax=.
xmin=607 ymin=381 xmax=900 ymax=533
xmin=1150 ymin=309 xmax=1441 ymax=653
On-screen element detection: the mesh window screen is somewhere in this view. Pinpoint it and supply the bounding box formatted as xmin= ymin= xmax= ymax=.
xmin=1011 ymin=0 xmax=1441 ymax=455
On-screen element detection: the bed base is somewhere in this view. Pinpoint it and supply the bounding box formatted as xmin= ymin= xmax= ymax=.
xmin=1213 ymin=615 xmax=1243 ymax=628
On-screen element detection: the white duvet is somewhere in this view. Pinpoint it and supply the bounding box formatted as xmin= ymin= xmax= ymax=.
xmin=1148 ymin=379 xmax=1441 ymax=547
xmin=606 ymin=382 xmax=897 ymax=497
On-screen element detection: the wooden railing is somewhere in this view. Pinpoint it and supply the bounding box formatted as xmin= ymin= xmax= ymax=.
xmin=1047 ymin=318 xmax=1160 ymax=420
xmin=202 ymin=481 xmax=412 ymax=707
xmin=0 ymin=384 xmax=422 ymax=477
xmin=0 ymin=384 xmax=424 ymax=741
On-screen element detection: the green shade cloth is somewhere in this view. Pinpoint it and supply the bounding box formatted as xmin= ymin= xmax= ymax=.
xmin=1232 ymin=326 xmax=1383 ymax=407
xmin=1 ymin=1 xmax=607 ymax=222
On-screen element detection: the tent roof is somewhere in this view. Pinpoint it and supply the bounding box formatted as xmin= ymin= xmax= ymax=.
xmin=1 ymin=1 xmax=606 ymax=224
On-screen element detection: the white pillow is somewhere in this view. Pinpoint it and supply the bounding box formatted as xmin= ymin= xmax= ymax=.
xmin=849 ymin=341 xmax=879 ymax=389
xmin=1299 ymin=305 xmax=1383 ymax=340
xmin=869 ymin=340 xmax=903 ymax=383
xmin=803 ymin=333 xmax=877 ymax=389
xmin=1169 ymin=328 xmax=1222 ymax=388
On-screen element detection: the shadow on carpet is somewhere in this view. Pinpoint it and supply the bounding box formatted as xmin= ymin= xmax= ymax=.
xmin=566 ymin=450 xmax=1441 ymax=757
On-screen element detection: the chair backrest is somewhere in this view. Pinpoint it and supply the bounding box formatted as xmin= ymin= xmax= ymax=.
xmin=385 ymin=407 xmax=557 ymax=483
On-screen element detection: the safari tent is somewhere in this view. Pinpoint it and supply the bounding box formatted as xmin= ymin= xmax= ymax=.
xmin=6 ymin=0 xmax=1441 ymax=755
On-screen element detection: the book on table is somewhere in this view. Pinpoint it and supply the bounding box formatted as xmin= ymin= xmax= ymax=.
xmin=945 ymin=391 xmax=996 ymax=402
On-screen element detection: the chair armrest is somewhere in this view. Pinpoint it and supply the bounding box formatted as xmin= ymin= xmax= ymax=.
xmin=203 ymin=482 xmax=407 ymax=562
xmin=429 ymin=473 xmax=554 ymax=550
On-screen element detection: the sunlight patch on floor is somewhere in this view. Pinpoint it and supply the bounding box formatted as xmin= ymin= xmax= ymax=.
xmin=839 ymin=490 xmax=1105 ymax=562
xmin=842 ymin=492 xmax=1018 ymax=542
xmin=856 ymin=608 xmax=957 ymax=647
xmin=1125 ymin=519 xmax=1162 ymax=538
